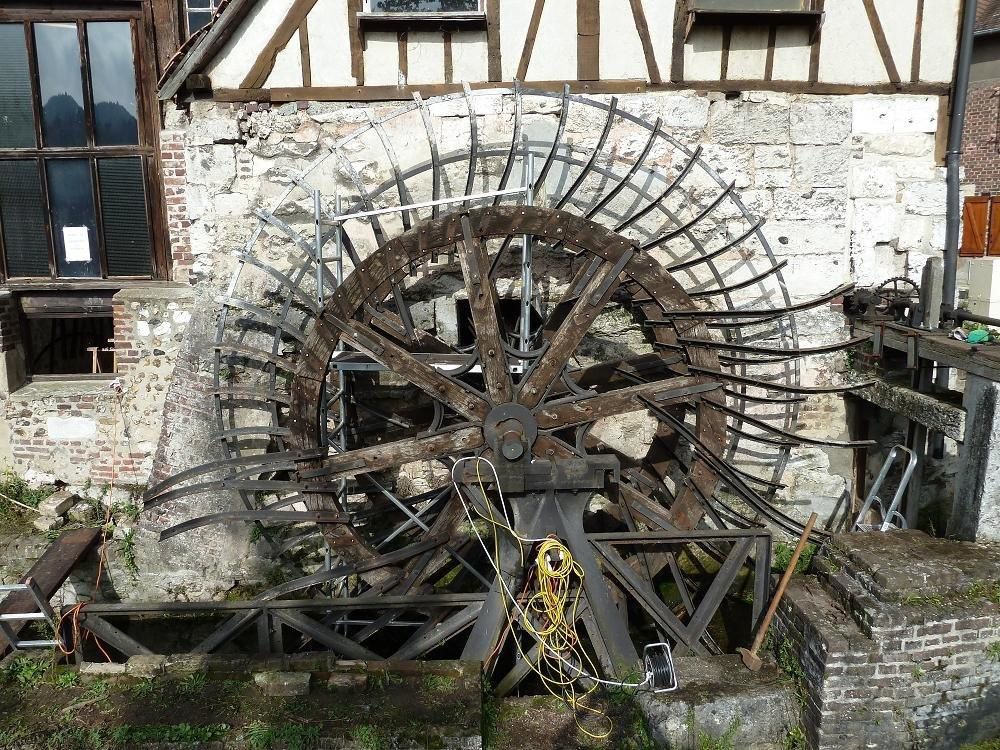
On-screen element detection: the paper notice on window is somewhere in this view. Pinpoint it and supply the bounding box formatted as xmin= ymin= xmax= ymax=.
xmin=62 ymin=226 xmax=91 ymax=263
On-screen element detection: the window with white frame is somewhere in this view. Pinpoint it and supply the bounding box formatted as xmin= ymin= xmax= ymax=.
xmin=365 ymin=0 xmax=482 ymax=12
xmin=186 ymin=0 xmax=222 ymax=36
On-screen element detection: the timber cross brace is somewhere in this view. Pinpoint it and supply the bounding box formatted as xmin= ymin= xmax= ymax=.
xmin=133 ymin=87 xmax=873 ymax=689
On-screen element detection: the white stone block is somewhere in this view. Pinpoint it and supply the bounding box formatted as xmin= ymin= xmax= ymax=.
xmin=755 ymin=168 xmax=792 ymax=188
xmin=33 ymin=515 xmax=64 ymax=533
xmin=186 ymin=113 xmax=241 ymax=147
xmin=772 ymin=188 xmax=847 ymax=221
xmin=852 ymin=199 xmax=899 ymax=242
xmin=754 ymin=145 xmax=791 ymax=169
xmin=850 ymin=163 xmax=897 ymax=199
xmin=37 ymin=490 xmax=76 ymax=517
xmin=789 ymin=99 xmax=852 ymax=145
xmin=214 ymin=192 xmax=249 ymax=216
xmin=46 ymin=416 xmax=97 ymax=441
xmin=708 ymin=101 xmax=790 ymax=145
xmin=791 ymin=146 xmax=850 ymax=188
xmin=861 ymin=134 xmax=936 ymax=158
xmin=901 ymin=182 xmax=946 ymax=216
xmin=659 ymin=95 xmax=710 ymax=130
xmin=852 ymin=97 xmax=938 ymax=135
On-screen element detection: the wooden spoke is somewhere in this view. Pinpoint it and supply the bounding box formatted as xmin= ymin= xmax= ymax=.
xmin=518 ymin=250 xmax=634 ymax=409
xmin=535 ymin=376 xmax=719 ymax=429
xmin=457 ymin=215 xmax=513 ymax=403
xmin=307 ymin=425 xmax=484 ymax=481
xmin=321 ymin=315 xmax=491 ymax=421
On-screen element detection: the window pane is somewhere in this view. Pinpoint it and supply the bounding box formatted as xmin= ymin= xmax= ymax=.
xmin=46 ymin=159 xmax=100 ymax=278
xmin=370 ymin=0 xmax=479 ymax=11
xmin=187 ymin=11 xmax=213 ymax=33
xmin=87 ymin=23 xmax=139 ymax=147
xmin=98 ymin=158 xmax=152 ymax=277
xmin=0 ymin=160 xmax=49 ymax=277
xmin=35 ymin=23 xmax=87 ymax=147
xmin=0 ymin=25 xmax=35 ymax=149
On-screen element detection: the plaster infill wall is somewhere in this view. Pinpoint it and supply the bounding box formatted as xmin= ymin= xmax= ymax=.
xmin=166 ymin=90 xmax=947 ymax=530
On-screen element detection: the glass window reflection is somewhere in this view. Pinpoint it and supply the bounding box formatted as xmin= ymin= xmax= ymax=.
xmin=35 ymin=23 xmax=87 ymax=147
xmin=87 ymin=22 xmax=139 ymax=146
xmin=0 ymin=25 xmax=36 ymax=149
xmin=47 ymin=159 xmax=101 ymax=278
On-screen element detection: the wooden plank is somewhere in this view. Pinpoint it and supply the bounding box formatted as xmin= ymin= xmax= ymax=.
xmin=911 ymin=0 xmax=924 ymax=82
xmin=989 ymin=198 xmax=1000 ymax=257
xmin=211 ymin=79 xmax=951 ymax=103
xmin=397 ymin=31 xmax=408 ymax=84
xmin=443 ymin=30 xmax=454 ymax=84
xmin=299 ymin=17 xmax=312 ymax=88
xmin=671 ymin=0 xmax=686 ymax=82
xmin=628 ymin=0 xmax=661 ymax=83
xmin=0 ymin=528 xmax=100 ymax=656
xmin=808 ymin=0 xmax=824 ymax=83
xmin=516 ymin=0 xmax=546 ymax=81
xmin=80 ymin=615 xmax=155 ymax=658
xmin=486 ymin=0 xmax=501 ymax=81
xmin=241 ymin=0 xmax=319 ymax=89
xmin=764 ymin=24 xmax=777 ymax=80
xmin=150 ymin=0 xmax=181 ymax=76
xmin=861 ymin=0 xmax=900 ymax=84
xmin=577 ymin=0 xmax=600 ymax=81
xmin=348 ymin=0 xmax=364 ymax=86
xmin=719 ymin=24 xmax=732 ymax=80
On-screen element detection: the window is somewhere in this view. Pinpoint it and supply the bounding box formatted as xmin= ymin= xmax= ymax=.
xmin=364 ymin=1 xmax=482 ymax=12
xmin=185 ymin=0 xmax=222 ymax=36
xmin=18 ymin=293 xmax=116 ymax=379
xmin=0 ymin=17 xmax=161 ymax=283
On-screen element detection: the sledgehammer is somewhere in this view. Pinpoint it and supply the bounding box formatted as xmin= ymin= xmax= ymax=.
xmin=738 ymin=512 xmax=818 ymax=671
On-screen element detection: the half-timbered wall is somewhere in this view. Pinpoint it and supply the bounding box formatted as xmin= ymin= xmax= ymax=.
xmin=186 ymin=0 xmax=960 ymax=100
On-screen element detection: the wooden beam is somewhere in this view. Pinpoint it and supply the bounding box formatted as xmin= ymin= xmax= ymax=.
xmin=911 ymin=0 xmax=925 ymax=83
xmin=348 ymin=0 xmax=364 ymax=86
xmin=240 ymin=0 xmax=319 ymax=89
xmin=764 ymin=24 xmax=777 ymax=81
xmin=517 ymin=0 xmax=546 ymax=81
xmin=443 ymin=30 xmax=454 ymax=84
xmin=577 ymin=0 xmax=600 ymax=81
xmin=150 ymin=0 xmax=180 ymax=77
xmin=808 ymin=0 xmax=824 ymax=83
xmin=861 ymin=0 xmax=900 ymax=84
xmin=299 ymin=17 xmax=312 ymax=88
xmin=628 ymin=0 xmax=660 ymax=84
xmin=671 ymin=0 xmax=686 ymax=83
xmin=398 ymin=31 xmax=408 ymax=84
xmin=719 ymin=24 xmax=732 ymax=80
xmin=212 ymin=79 xmax=951 ymax=104
xmin=486 ymin=0 xmax=501 ymax=81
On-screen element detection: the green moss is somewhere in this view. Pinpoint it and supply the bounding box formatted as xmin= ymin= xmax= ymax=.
xmin=772 ymin=542 xmax=816 ymax=574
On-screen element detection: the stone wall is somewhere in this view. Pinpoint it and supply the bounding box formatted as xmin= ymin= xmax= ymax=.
xmin=159 ymin=90 xmax=947 ymax=534
xmin=2 ymin=286 xmax=193 ymax=488
xmin=774 ymin=530 xmax=1000 ymax=749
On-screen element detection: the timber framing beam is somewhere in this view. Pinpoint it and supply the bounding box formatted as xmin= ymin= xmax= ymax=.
xmin=212 ymin=79 xmax=950 ymax=104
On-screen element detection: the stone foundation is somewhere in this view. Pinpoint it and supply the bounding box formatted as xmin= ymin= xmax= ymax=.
xmin=775 ymin=530 xmax=1000 ymax=749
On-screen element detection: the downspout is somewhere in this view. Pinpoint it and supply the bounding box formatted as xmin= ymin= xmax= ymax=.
xmin=941 ymin=0 xmax=978 ymax=326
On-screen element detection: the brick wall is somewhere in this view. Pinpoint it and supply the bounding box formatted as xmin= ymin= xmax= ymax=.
xmin=161 ymin=128 xmax=194 ymax=283
xmin=962 ymin=82 xmax=1000 ymax=194
xmin=3 ymin=287 xmax=195 ymax=488
xmin=0 ymin=291 xmax=21 ymax=354
xmin=774 ymin=530 xmax=1000 ymax=749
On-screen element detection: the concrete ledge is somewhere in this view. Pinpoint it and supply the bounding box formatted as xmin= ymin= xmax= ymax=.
xmin=853 ymin=379 xmax=965 ymax=442
xmin=113 ymin=284 xmax=195 ymax=303
xmin=639 ymin=655 xmax=798 ymax=750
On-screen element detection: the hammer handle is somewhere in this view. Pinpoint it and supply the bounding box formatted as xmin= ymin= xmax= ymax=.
xmin=748 ymin=512 xmax=818 ymax=656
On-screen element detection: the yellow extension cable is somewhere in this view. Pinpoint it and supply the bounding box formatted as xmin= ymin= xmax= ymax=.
xmin=472 ymin=460 xmax=615 ymax=741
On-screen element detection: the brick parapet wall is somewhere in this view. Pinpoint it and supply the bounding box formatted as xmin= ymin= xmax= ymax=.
xmin=962 ymin=81 xmax=1000 ymax=194
xmin=161 ymin=128 xmax=193 ymax=284
xmin=773 ymin=532 xmax=1000 ymax=749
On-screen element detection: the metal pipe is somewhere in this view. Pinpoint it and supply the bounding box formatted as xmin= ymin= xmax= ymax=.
xmin=941 ymin=0 xmax=977 ymax=323
xmin=953 ymin=307 xmax=1000 ymax=328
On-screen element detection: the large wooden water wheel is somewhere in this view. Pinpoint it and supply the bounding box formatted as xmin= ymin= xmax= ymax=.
xmin=145 ymin=87 xmax=868 ymax=686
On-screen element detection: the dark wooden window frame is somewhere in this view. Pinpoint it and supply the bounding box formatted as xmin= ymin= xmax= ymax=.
xmin=0 ymin=6 xmax=168 ymax=289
